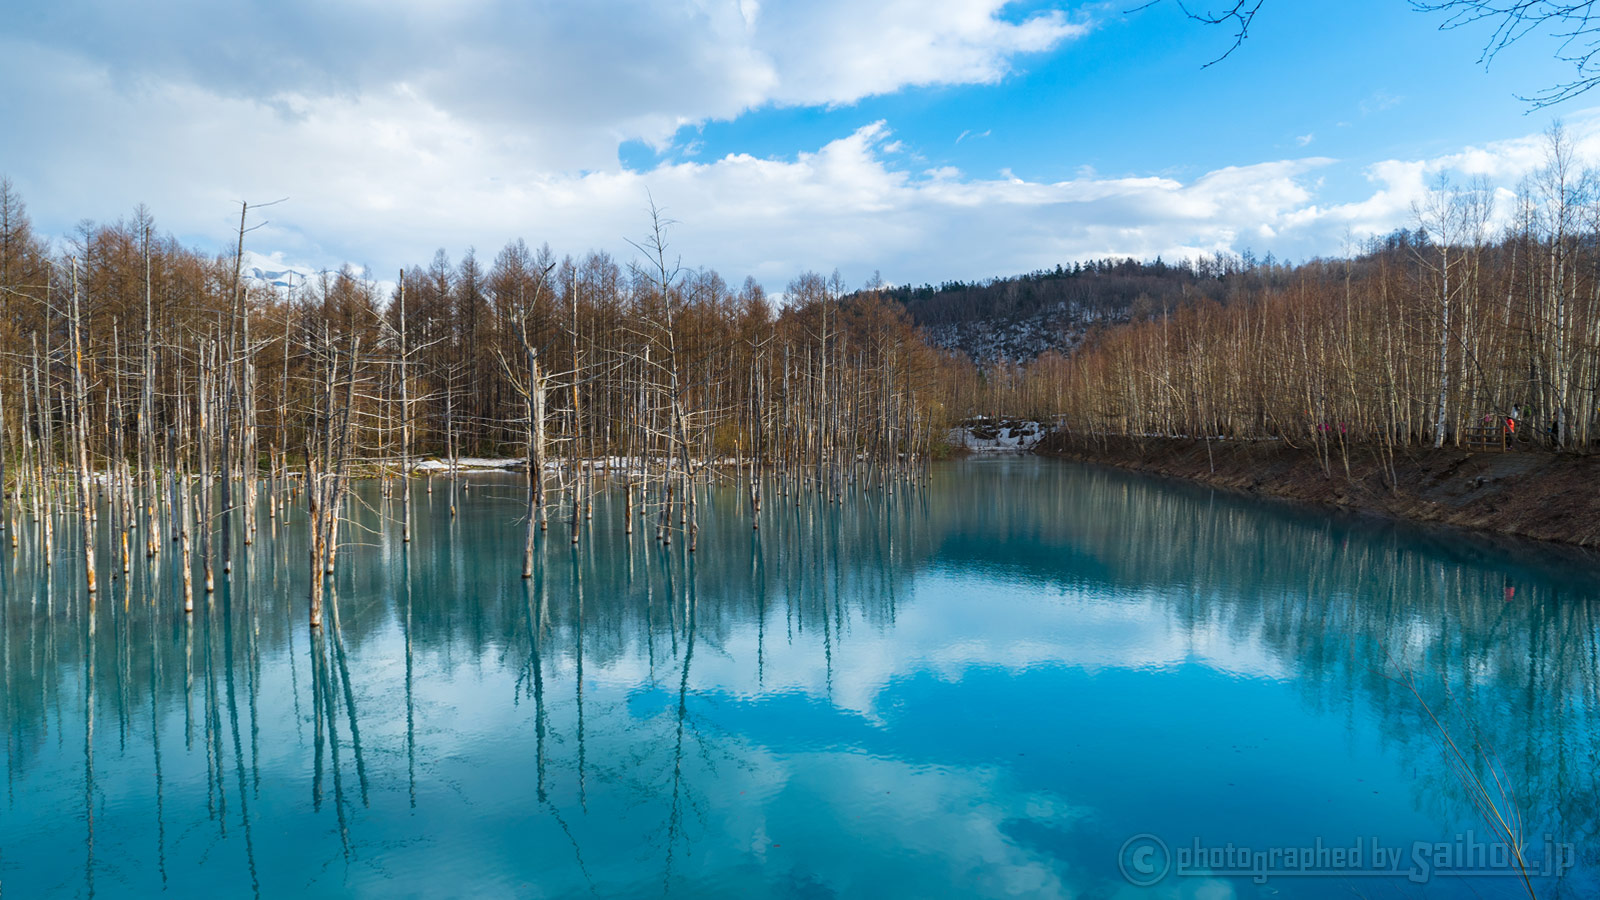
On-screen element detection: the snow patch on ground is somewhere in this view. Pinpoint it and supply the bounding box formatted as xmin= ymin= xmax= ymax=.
xmin=949 ymin=418 xmax=1047 ymax=453
xmin=412 ymin=457 xmax=523 ymax=472
xmin=409 ymin=456 xmax=747 ymax=473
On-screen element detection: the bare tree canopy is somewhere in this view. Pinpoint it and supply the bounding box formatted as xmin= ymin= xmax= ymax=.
xmin=1136 ymin=2 xmax=1264 ymax=66
xmin=1157 ymin=1 xmax=1600 ymax=106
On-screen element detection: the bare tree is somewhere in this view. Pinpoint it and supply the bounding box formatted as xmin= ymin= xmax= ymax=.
xmin=1159 ymin=0 xmax=1600 ymax=104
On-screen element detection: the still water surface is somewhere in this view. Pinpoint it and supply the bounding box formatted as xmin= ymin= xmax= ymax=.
xmin=1 ymin=458 xmax=1597 ymax=898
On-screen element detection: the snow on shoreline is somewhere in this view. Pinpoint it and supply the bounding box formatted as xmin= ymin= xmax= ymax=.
xmin=409 ymin=456 xmax=747 ymax=473
xmin=412 ymin=457 xmax=522 ymax=472
xmin=949 ymin=417 xmax=1047 ymax=453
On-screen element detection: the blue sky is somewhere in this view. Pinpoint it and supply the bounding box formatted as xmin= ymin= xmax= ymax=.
xmin=631 ymin=2 xmax=1565 ymax=181
xmin=1 ymin=0 xmax=1596 ymax=292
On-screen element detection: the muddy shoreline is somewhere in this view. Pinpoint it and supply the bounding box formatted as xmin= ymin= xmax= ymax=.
xmin=1032 ymin=433 xmax=1600 ymax=550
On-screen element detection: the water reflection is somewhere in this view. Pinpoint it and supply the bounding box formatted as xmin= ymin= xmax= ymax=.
xmin=0 ymin=458 xmax=1596 ymax=898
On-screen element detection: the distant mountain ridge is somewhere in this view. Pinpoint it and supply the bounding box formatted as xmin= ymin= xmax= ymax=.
xmin=240 ymin=250 xmax=320 ymax=291
xmin=240 ymin=250 xmax=397 ymax=299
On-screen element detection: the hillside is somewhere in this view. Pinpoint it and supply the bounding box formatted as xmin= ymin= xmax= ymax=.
xmin=881 ymin=254 xmax=1272 ymax=366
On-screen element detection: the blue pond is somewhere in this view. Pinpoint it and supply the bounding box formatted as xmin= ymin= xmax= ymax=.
xmin=0 ymin=457 xmax=1595 ymax=898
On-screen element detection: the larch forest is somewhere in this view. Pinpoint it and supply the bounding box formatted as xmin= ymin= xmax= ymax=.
xmin=5 ymin=125 xmax=1600 ymax=618
xmin=0 ymin=183 xmax=953 ymax=624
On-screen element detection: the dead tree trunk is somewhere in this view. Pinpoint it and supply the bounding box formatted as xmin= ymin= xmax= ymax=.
xmin=220 ymin=202 xmax=246 ymax=573
xmin=198 ymin=339 xmax=215 ymax=594
xmin=140 ymin=220 xmax=159 ymax=558
xmin=398 ymin=272 xmax=412 ymax=543
xmin=68 ymin=258 xmax=96 ymax=594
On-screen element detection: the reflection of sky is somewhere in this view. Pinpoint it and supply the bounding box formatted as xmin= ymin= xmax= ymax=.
xmin=601 ymin=572 xmax=1295 ymax=722
xmin=2 ymin=459 xmax=1597 ymax=898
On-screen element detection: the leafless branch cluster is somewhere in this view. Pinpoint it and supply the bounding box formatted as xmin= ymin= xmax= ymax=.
xmin=1154 ymin=0 xmax=1600 ymax=104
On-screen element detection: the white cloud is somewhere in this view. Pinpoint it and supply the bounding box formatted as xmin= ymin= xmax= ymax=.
xmin=1283 ymin=113 xmax=1600 ymax=242
xmin=2 ymin=0 xmax=1081 ymax=171
xmin=755 ymin=2 xmax=1083 ymax=108
xmin=0 ymin=1 xmax=1088 ymax=283
xmin=6 ymin=8 xmax=1600 ymax=292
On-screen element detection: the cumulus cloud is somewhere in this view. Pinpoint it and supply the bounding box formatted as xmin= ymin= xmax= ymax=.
xmin=4 ymin=0 xmax=1081 ymax=169
xmin=1283 ymin=114 xmax=1600 ymax=242
xmin=0 ymin=0 xmax=1088 ymax=283
xmin=6 ymin=3 xmax=1600 ymax=293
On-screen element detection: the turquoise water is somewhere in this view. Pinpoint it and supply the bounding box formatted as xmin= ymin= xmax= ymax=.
xmin=1 ymin=458 xmax=1596 ymax=899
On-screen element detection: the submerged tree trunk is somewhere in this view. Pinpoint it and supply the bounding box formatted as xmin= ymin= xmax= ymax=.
xmin=69 ymin=258 xmax=96 ymax=595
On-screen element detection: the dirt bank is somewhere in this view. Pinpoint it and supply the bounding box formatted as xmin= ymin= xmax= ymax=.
xmin=1034 ymin=433 xmax=1600 ymax=549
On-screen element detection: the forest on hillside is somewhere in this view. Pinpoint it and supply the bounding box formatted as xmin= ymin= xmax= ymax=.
xmin=961 ymin=128 xmax=1600 ymax=464
xmin=878 ymin=250 xmax=1325 ymax=366
xmin=886 ymin=255 xmax=1250 ymax=326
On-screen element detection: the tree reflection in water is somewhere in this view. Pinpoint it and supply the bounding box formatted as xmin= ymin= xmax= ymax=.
xmin=0 ymin=459 xmax=1595 ymax=897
